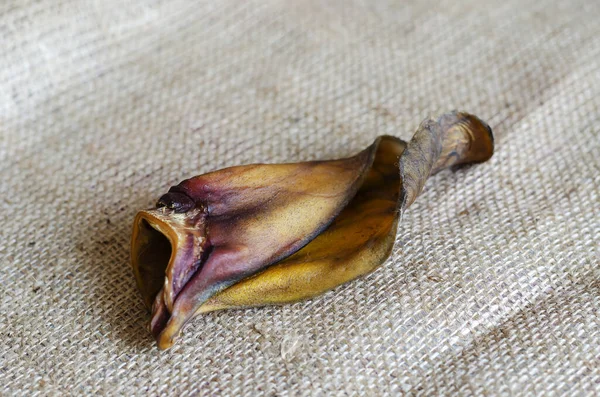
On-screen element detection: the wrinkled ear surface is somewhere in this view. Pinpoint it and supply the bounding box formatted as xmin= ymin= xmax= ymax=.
xmin=199 ymin=136 xmax=406 ymax=312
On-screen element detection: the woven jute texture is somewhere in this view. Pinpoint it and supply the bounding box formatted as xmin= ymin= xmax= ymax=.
xmin=1 ymin=0 xmax=599 ymax=395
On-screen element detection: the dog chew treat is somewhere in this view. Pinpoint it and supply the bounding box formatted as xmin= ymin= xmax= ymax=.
xmin=131 ymin=111 xmax=494 ymax=350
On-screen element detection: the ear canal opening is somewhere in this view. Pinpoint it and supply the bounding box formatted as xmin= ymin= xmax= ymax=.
xmin=133 ymin=219 xmax=173 ymax=307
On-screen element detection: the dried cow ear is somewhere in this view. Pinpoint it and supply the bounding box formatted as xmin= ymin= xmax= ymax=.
xmin=130 ymin=111 xmax=494 ymax=350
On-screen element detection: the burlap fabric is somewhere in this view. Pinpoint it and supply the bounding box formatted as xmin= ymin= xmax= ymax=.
xmin=1 ymin=0 xmax=599 ymax=395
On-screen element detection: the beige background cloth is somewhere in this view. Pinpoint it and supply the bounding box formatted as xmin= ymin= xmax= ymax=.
xmin=1 ymin=0 xmax=599 ymax=395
